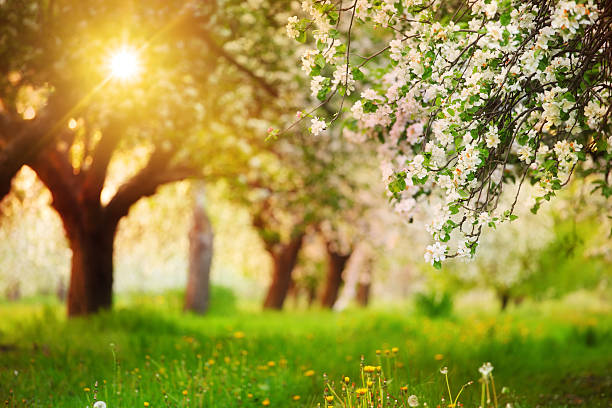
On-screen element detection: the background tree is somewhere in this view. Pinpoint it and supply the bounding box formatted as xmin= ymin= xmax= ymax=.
xmin=0 ymin=0 xmax=300 ymax=316
xmin=184 ymin=182 xmax=214 ymax=314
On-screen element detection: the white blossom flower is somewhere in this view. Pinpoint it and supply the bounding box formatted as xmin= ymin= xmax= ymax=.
xmin=485 ymin=125 xmax=501 ymax=149
xmin=408 ymin=395 xmax=419 ymax=407
xmin=286 ymin=16 xmax=299 ymax=39
xmin=310 ymin=75 xmax=326 ymax=97
xmin=310 ymin=117 xmax=327 ymax=136
xmin=424 ymin=242 xmax=447 ymax=265
xmin=517 ymin=146 xmax=533 ymax=164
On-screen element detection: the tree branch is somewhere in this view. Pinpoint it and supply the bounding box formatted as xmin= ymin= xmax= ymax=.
xmin=104 ymin=148 xmax=199 ymax=223
xmin=198 ymin=28 xmax=279 ymax=98
xmin=79 ymin=119 xmax=124 ymax=206
xmin=28 ymin=148 xmax=82 ymax=230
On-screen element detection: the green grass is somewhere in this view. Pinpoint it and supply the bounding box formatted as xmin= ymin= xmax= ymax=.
xmin=0 ymin=292 xmax=611 ymax=407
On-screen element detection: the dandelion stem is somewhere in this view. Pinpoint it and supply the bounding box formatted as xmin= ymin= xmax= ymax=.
xmin=481 ymin=381 xmax=485 ymax=408
xmin=445 ymin=372 xmax=453 ymax=403
xmin=491 ymin=375 xmax=498 ymax=408
xmin=453 ymin=382 xmax=470 ymax=407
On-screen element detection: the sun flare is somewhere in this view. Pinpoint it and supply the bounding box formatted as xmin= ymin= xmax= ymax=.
xmin=108 ymin=46 xmax=141 ymax=81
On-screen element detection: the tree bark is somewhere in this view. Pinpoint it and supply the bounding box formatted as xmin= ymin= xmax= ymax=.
xmin=65 ymin=221 xmax=117 ymax=315
xmin=499 ymin=290 xmax=511 ymax=311
xmin=356 ymin=264 xmax=373 ymax=307
xmin=356 ymin=281 xmax=371 ymax=307
xmin=184 ymin=183 xmax=214 ymax=314
xmin=263 ymin=233 xmax=304 ymax=310
xmin=320 ymin=244 xmax=351 ymax=308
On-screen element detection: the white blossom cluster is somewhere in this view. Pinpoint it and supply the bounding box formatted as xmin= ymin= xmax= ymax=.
xmin=289 ymin=0 xmax=612 ymax=267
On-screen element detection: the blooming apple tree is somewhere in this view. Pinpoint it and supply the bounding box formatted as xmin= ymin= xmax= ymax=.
xmin=287 ymin=0 xmax=612 ymax=267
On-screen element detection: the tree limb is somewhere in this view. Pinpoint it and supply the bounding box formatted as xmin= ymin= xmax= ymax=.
xmin=105 ymin=148 xmax=199 ymax=223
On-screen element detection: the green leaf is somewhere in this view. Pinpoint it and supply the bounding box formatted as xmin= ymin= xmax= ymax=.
xmin=500 ymin=12 xmax=511 ymax=26
xmin=315 ymin=54 xmax=326 ymax=68
xmin=352 ymin=67 xmax=365 ymax=81
xmin=296 ymin=30 xmax=307 ymax=43
xmin=317 ymin=87 xmax=328 ymax=101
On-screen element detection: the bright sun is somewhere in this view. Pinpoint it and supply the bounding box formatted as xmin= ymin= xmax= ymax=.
xmin=108 ymin=47 xmax=141 ymax=81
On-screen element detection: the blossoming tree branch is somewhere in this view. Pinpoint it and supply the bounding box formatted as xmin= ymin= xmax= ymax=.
xmin=284 ymin=0 xmax=612 ymax=267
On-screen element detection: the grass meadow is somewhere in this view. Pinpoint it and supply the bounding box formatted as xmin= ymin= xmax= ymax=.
xmin=0 ymin=291 xmax=610 ymax=408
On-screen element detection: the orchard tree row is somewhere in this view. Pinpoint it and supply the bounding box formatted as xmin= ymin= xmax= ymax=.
xmin=1 ymin=0 xmax=610 ymax=317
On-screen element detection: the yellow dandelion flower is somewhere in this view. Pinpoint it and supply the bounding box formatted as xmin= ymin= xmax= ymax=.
xmin=367 ymin=380 xmax=373 ymax=387
xmin=182 ymin=390 xmax=188 ymax=396
xmin=344 ymin=376 xmax=350 ymax=384
xmin=292 ymin=395 xmax=301 ymax=401
xmin=357 ymin=388 xmax=367 ymax=396
xmin=83 ymin=388 xmax=90 ymax=392
xmin=234 ymin=331 xmax=245 ymax=339
xmin=262 ymin=398 xmax=270 ymax=406
xmin=392 ymin=347 xmax=399 ymax=353
xmin=304 ymin=369 xmax=315 ymax=377
xmin=434 ymin=354 xmax=444 ymax=361
xmin=325 ymin=396 xmax=334 ymax=402
xmin=144 ymin=402 xmax=150 ymax=407
xmin=267 ymin=361 xmax=276 ymax=367
xmin=363 ymin=365 xmax=375 ymax=373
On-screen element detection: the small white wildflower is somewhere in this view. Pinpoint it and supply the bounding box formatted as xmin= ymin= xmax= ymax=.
xmin=478 ymin=362 xmax=494 ymax=378
xmin=440 ymin=366 xmax=448 ymax=375
xmin=408 ymin=394 xmax=419 ymax=407
xmin=93 ymin=402 xmax=107 ymax=408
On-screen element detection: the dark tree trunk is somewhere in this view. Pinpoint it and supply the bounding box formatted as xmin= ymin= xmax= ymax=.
xmin=320 ymin=245 xmax=351 ymax=308
xmin=66 ymin=221 xmax=117 ymax=316
xmin=263 ymin=234 xmax=304 ymax=310
xmin=356 ymin=282 xmax=371 ymax=307
xmin=184 ymin=183 xmax=213 ymax=314
xmin=499 ymin=291 xmax=511 ymax=311
xmin=356 ymin=265 xmax=372 ymax=307
xmin=307 ymin=286 xmax=317 ymax=307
